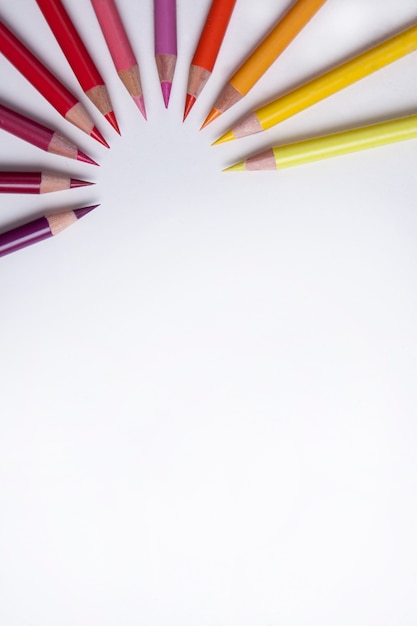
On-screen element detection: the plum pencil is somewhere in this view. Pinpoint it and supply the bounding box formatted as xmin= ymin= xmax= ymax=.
xmin=184 ymin=0 xmax=237 ymax=120
xmin=154 ymin=0 xmax=177 ymax=107
xmin=0 ymin=19 xmax=108 ymax=146
xmin=0 ymin=205 xmax=97 ymax=258
xmin=214 ymin=22 xmax=417 ymax=144
xmin=0 ymin=171 xmax=93 ymax=194
xmin=0 ymin=104 xmax=98 ymax=165
xmin=224 ymin=114 xmax=417 ymax=171
xmin=91 ymin=0 xmax=146 ymax=118
xmin=202 ymin=0 xmax=328 ymax=128
xmin=36 ymin=0 xmax=119 ymax=133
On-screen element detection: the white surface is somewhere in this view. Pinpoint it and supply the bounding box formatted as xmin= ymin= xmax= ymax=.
xmin=0 ymin=1 xmax=417 ymax=624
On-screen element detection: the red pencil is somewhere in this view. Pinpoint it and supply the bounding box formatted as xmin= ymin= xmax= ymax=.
xmin=0 ymin=103 xmax=98 ymax=165
xmin=183 ymin=0 xmax=237 ymax=120
xmin=0 ymin=171 xmax=93 ymax=194
xmin=36 ymin=0 xmax=120 ymax=134
xmin=0 ymin=19 xmax=108 ymax=147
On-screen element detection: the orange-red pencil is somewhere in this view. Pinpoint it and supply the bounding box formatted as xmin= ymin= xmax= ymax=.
xmin=0 ymin=19 xmax=108 ymax=147
xmin=183 ymin=0 xmax=237 ymax=120
xmin=36 ymin=0 xmax=120 ymax=134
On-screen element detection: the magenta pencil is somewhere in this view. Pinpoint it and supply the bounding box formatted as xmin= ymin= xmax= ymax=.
xmin=0 ymin=104 xmax=98 ymax=165
xmin=90 ymin=0 xmax=146 ymax=119
xmin=0 ymin=171 xmax=93 ymax=194
xmin=0 ymin=205 xmax=98 ymax=258
xmin=154 ymin=0 xmax=177 ymax=107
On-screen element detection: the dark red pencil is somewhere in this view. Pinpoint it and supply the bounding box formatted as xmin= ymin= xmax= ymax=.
xmin=0 ymin=205 xmax=98 ymax=258
xmin=0 ymin=171 xmax=93 ymax=194
xmin=36 ymin=0 xmax=120 ymax=134
xmin=0 ymin=19 xmax=108 ymax=147
xmin=0 ymin=103 xmax=98 ymax=164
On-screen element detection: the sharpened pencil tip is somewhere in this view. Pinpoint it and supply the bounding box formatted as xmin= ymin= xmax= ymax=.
xmin=90 ymin=126 xmax=110 ymax=148
xmin=161 ymin=82 xmax=172 ymax=108
xmin=74 ymin=204 xmax=99 ymax=219
xmin=201 ymin=108 xmax=220 ymax=129
xmin=105 ymin=111 xmax=121 ymax=135
xmin=222 ymin=162 xmax=245 ymax=172
xmin=70 ymin=178 xmax=95 ymax=189
xmin=77 ymin=150 xmax=99 ymax=166
xmin=212 ymin=129 xmax=235 ymax=146
xmin=183 ymin=94 xmax=196 ymax=121
xmin=133 ymin=95 xmax=147 ymax=119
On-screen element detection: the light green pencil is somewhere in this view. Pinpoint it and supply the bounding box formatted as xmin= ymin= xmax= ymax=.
xmin=223 ymin=114 xmax=417 ymax=171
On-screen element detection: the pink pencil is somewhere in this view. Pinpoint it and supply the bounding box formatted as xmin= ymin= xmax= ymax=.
xmin=90 ymin=0 xmax=146 ymax=119
xmin=154 ymin=0 xmax=177 ymax=107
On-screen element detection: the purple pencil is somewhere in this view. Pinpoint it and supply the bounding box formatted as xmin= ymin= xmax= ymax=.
xmin=0 ymin=205 xmax=97 ymax=258
xmin=154 ymin=0 xmax=177 ymax=107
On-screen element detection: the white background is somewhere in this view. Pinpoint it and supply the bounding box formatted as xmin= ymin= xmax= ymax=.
xmin=1 ymin=1 xmax=417 ymax=624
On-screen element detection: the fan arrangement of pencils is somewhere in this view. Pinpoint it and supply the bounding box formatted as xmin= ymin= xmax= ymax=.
xmin=0 ymin=0 xmax=416 ymax=258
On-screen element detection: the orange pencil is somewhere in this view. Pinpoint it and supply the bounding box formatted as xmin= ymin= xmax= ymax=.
xmin=202 ymin=0 xmax=328 ymax=128
xmin=183 ymin=0 xmax=237 ymax=120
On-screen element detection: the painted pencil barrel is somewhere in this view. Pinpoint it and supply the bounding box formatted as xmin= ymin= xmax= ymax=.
xmin=0 ymin=104 xmax=52 ymax=150
xmin=192 ymin=0 xmax=237 ymax=71
xmin=0 ymin=20 xmax=77 ymax=116
xmin=154 ymin=0 xmax=177 ymax=55
xmin=230 ymin=0 xmax=328 ymax=95
xmin=258 ymin=23 xmax=417 ymax=130
xmin=0 ymin=216 xmax=51 ymax=257
xmin=0 ymin=172 xmax=42 ymax=193
xmin=36 ymin=0 xmax=103 ymax=91
xmin=91 ymin=0 xmax=136 ymax=70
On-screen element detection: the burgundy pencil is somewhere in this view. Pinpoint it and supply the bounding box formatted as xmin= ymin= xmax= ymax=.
xmin=90 ymin=0 xmax=146 ymax=119
xmin=0 ymin=171 xmax=93 ymax=194
xmin=0 ymin=20 xmax=108 ymax=147
xmin=0 ymin=104 xmax=98 ymax=165
xmin=0 ymin=205 xmax=98 ymax=258
xmin=154 ymin=0 xmax=177 ymax=107
xmin=36 ymin=0 xmax=120 ymax=134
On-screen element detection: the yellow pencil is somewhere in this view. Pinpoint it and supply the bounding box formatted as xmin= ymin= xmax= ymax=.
xmin=214 ymin=23 xmax=417 ymax=145
xmin=202 ymin=0 xmax=328 ymax=128
xmin=223 ymin=114 xmax=417 ymax=171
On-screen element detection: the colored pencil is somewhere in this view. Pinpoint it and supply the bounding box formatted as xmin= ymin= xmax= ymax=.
xmin=183 ymin=0 xmax=237 ymax=120
xmin=0 ymin=104 xmax=98 ymax=165
xmin=0 ymin=20 xmax=108 ymax=147
xmin=224 ymin=114 xmax=417 ymax=171
xmin=91 ymin=0 xmax=146 ymax=119
xmin=214 ymin=22 xmax=417 ymax=144
xmin=0 ymin=171 xmax=93 ymax=194
xmin=154 ymin=0 xmax=177 ymax=108
xmin=36 ymin=0 xmax=119 ymax=133
xmin=0 ymin=205 xmax=97 ymax=258
xmin=202 ymin=0 xmax=328 ymax=128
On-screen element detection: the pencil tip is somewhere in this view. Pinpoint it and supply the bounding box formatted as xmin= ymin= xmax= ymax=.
xmin=105 ymin=111 xmax=121 ymax=135
xmin=133 ymin=95 xmax=147 ymax=119
xmin=212 ymin=130 xmax=234 ymax=146
xmin=161 ymin=82 xmax=172 ymax=108
xmin=222 ymin=162 xmax=244 ymax=172
xmin=90 ymin=126 xmax=110 ymax=148
xmin=77 ymin=150 xmax=99 ymax=166
xmin=201 ymin=108 xmax=220 ymax=129
xmin=70 ymin=178 xmax=95 ymax=189
xmin=183 ymin=94 xmax=196 ymax=121
xmin=74 ymin=204 xmax=99 ymax=219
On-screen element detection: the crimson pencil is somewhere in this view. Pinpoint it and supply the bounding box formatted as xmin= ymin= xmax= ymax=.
xmin=0 ymin=171 xmax=93 ymax=194
xmin=0 ymin=20 xmax=108 ymax=146
xmin=0 ymin=205 xmax=98 ymax=258
xmin=0 ymin=104 xmax=98 ymax=165
xmin=154 ymin=0 xmax=177 ymax=107
xmin=36 ymin=0 xmax=119 ymax=133
xmin=90 ymin=0 xmax=146 ymax=119
xmin=183 ymin=0 xmax=237 ymax=120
